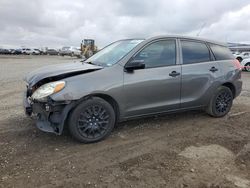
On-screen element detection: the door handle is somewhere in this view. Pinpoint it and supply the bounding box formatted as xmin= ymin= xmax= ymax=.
xmin=169 ymin=71 xmax=180 ymax=77
xmin=209 ymin=67 xmax=218 ymax=72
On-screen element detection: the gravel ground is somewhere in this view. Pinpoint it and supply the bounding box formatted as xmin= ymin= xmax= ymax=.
xmin=0 ymin=55 xmax=250 ymax=188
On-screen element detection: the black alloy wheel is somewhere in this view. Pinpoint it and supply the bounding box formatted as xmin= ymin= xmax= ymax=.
xmin=68 ymin=97 xmax=115 ymax=143
xmin=77 ymin=105 xmax=110 ymax=139
xmin=206 ymin=86 xmax=233 ymax=117
xmin=215 ymin=91 xmax=232 ymax=115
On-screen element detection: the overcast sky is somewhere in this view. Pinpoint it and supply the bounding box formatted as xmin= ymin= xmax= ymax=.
xmin=1 ymin=0 xmax=250 ymax=48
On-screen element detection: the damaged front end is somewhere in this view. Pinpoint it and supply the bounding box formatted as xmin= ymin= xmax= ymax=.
xmin=24 ymin=84 xmax=76 ymax=135
xmin=23 ymin=62 xmax=102 ymax=134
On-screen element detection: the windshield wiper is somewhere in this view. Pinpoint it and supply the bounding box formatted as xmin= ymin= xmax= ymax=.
xmin=84 ymin=61 xmax=105 ymax=67
xmin=83 ymin=61 xmax=95 ymax=65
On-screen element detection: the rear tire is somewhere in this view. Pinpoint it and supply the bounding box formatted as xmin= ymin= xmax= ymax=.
xmin=206 ymin=86 xmax=233 ymax=117
xmin=68 ymin=97 xmax=116 ymax=143
xmin=245 ymin=63 xmax=250 ymax=72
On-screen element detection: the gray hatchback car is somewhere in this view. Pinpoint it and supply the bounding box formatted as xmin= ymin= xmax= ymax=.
xmin=24 ymin=35 xmax=242 ymax=143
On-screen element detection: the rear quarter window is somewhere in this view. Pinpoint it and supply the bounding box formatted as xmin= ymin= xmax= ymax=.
xmin=209 ymin=44 xmax=234 ymax=61
xmin=181 ymin=40 xmax=211 ymax=64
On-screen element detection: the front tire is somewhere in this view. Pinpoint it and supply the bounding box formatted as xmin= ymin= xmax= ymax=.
xmin=206 ymin=86 xmax=233 ymax=117
xmin=68 ymin=97 xmax=116 ymax=143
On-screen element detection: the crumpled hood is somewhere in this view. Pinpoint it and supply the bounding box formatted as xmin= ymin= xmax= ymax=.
xmin=25 ymin=62 xmax=102 ymax=87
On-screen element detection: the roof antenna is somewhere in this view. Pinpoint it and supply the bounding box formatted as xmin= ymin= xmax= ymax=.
xmin=197 ymin=23 xmax=206 ymax=37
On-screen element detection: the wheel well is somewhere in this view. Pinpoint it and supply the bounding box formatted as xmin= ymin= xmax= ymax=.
xmin=222 ymin=82 xmax=236 ymax=98
xmin=236 ymin=56 xmax=243 ymax=62
xmin=88 ymin=94 xmax=120 ymax=122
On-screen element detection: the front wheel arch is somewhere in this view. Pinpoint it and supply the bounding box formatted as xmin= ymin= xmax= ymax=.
xmin=65 ymin=94 xmax=120 ymax=129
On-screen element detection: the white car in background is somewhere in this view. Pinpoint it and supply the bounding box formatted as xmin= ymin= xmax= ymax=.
xmin=22 ymin=48 xmax=40 ymax=55
xmin=21 ymin=48 xmax=32 ymax=55
xmin=241 ymin=51 xmax=250 ymax=57
xmin=241 ymin=58 xmax=250 ymax=72
xmin=59 ymin=46 xmax=81 ymax=57
xmin=234 ymin=51 xmax=250 ymax=62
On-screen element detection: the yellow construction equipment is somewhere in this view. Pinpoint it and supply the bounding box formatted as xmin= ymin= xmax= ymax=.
xmin=80 ymin=39 xmax=98 ymax=59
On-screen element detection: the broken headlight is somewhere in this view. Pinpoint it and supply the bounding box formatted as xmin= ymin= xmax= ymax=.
xmin=31 ymin=81 xmax=65 ymax=101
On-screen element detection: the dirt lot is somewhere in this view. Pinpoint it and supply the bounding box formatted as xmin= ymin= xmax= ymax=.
xmin=0 ymin=55 xmax=250 ymax=188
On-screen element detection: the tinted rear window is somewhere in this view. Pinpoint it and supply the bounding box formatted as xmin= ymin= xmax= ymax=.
xmin=181 ymin=40 xmax=210 ymax=64
xmin=209 ymin=44 xmax=234 ymax=60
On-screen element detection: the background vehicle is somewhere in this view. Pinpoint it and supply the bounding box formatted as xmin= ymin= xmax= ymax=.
xmin=0 ymin=48 xmax=11 ymax=54
xmin=8 ymin=49 xmax=15 ymax=54
xmin=39 ymin=47 xmax=48 ymax=55
xmin=241 ymin=51 xmax=250 ymax=57
xmin=80 ymin=39 xmax=98 ymax=58
xmin=11 ymin=49 xmax=22 ymax=55
xmin=32 ymin=49 xmax=40 ymax=55
xmin=22 ymin=48 xmax=32 ymax=55
xmin=241 ymin=57 xmax=250 ymax=72
xmin=21 ymin=48 xmax=31 ymax=55
xmin=46 ymin=49 xmax=59 ymax=55
xmin=21 ymin=48 xmax=40 ymax=55
xmin=24 ymin=36 xmax=242 ymax=143
xmin=235 ymin=51 xmax=250 ymax=62
xmin=59 ymin=46 xmax=81 ymax=57
xmin=33 ymin=49 xmax=42 ymax=55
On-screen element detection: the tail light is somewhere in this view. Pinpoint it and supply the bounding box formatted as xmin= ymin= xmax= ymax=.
xmin=232 ymin=59 xmax=242 ymax=79
xmin=232 ymin=59 xmax=242 ymax=70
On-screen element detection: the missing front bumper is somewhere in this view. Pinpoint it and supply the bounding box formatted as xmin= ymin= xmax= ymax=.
xmin=24 ymin=96 xmax=76 ymax=135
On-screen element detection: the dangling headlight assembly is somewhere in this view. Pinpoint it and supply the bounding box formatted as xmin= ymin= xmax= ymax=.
xmin=31 ymin=81 xmax=65 ymax=101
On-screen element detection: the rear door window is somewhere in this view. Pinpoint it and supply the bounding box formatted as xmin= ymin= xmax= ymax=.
xmin=209 ymin=44 xmax=234 ymax=60
xmin=181 ymin=40 xmax=211 ymax=64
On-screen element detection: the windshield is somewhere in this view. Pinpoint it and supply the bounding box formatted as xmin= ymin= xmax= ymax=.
xmin=86 ymin=39 xmax=144 ymax=67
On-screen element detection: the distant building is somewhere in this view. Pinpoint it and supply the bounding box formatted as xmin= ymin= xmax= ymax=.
xmin=228 ymin=42 xmax=250 ymax=52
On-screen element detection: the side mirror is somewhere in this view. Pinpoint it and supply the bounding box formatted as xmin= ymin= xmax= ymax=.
xmin=124 ymin=60 xmax=145 ymax=72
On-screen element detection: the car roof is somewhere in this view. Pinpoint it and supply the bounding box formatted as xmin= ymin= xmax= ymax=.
xmin=146 ymin=35 xmax=227 ymax=47
xmin=119 ymin=35 xmax=227 ymax=47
